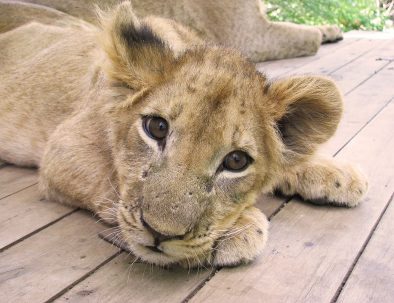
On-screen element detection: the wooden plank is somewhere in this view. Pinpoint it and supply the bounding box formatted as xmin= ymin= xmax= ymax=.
xmin=255 ymin=193 xmax=285 ymax=219
xmin=54 ymin=253 xmax=213 ymax=303
xmin=189 ymin=101 xmax=394 ymax=302
xmin=0 ymin=185 xmax=75 ymax=251
xmin=259 ymin=38 xmax=387 ymax=78
xmin=328 ymin=40 xmax=394 ymax=94
xmin=256 ymin=37 xmax=358 ymax=71
xmin=0 ymin=211 xmax=119 ymax=303
xmin=336 ymin=195 xmax=394 ymax=303
xmin=323 ymin=62 xmax=394 ymax=155
xmin=0 ymin=166 xmax=37 ymax=200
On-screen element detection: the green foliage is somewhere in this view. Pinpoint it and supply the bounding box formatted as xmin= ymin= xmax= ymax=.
xmin=266 ymin=0 xmax=389 ymax=31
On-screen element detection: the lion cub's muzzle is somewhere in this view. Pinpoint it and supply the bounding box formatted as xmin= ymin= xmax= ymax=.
xmin=141 ymin=215 xmax=183 ymax=252
xmin=140 ymin=172 xmax=208 ymax=252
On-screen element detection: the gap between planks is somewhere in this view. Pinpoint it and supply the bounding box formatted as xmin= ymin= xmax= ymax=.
xmin=0 ymin=166 xmax=38 ymax=200
xmin=335 ymin=192 xmax=394 ymax=303
xmin=331 ymin=192 xmax=394 ymax=303
xmin=258 ymin=38 xmax=388 ymax=78
xmin=256 ymin=36 xmax=360 ymax=71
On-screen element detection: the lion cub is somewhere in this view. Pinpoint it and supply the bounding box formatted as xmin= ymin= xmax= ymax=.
xmin=0 ymin=2 xmax=367 ymax=267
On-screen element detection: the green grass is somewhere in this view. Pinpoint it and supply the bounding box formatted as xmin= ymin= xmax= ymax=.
xmin=265 ymin=0 xmax=390 ymax=31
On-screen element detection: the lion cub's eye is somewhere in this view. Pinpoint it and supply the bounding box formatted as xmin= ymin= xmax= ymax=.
xmin=143 ymin=116 xmax=169 ymax=140
xmin=222 ymin=150 xmax=251 ymax=172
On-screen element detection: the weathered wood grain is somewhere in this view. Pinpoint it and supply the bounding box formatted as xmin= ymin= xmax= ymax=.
xmin=190 ymin=101 xmax=394 ymax=302
xmin=336 ymin=195 xmax=394 ymax=303
xmin=0 ymin=166 xmax=37 ymax=200
xmin=323 ymin=62 xmax=394 ymax=155
xmin=0 ymin=185 xmax=75 ymax=251
xmin=0 ymin=211 xmax=119 ymax=303
xmin=55 ymin=253 xmax=213 ymax=303
xmin=330 ymin=40 xmax=394 ymax=94
xmin=258 ymin=38 xmax=386 ymax=78
xmin=256 ymin=37 xmax=358 ymax=72
xmin=255 ymin=193 xmax=285 ymax=219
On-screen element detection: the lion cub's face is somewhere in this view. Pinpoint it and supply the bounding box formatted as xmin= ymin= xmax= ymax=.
xmin=101 ymin=3 xmax=342 ymax=266
xmin=110 ymin=50 xmax=277 ymax=266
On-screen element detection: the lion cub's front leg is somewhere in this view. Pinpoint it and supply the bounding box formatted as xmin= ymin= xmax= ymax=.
xmin=275 ymin=155 xmax=368 ymax=207
xmin=213 ymin=207 xmax=269 ymax=266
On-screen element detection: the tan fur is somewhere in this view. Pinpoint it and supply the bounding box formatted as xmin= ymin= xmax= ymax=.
xmin=15 ymin=0 xmax=342 ymax=62
xmin=0 ymin=2 xmax=366 ymax=267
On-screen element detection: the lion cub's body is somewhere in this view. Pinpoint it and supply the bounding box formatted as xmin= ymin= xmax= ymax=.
xmin=0 ymin=2 xmax=367 ymax=267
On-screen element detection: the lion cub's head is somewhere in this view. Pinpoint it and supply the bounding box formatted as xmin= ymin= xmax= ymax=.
xmin=99 ymin=2 xmax=342 ymax=266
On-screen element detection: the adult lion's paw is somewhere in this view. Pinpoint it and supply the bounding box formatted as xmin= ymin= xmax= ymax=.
xmin=318 ymin=25 xmax=343 ymax=43
xmin=212 ymin=207 xmax=268 ymax=267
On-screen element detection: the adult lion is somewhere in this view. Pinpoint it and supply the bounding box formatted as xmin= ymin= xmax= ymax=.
xmin=4 ymin=0 xmax=342 ymax=61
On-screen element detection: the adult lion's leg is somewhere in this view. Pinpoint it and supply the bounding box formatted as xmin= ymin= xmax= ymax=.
xmin=318 ymin=25 xmax=344 ymax=43
xmin=251 ymin=21 xmax=324 ymax=61
xmin=274 ymin=154 xmax=368 ymax=207
xmin=239 ymin=0 xmax=342 ymax=61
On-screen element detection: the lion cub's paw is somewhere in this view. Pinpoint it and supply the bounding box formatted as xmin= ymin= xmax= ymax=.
xmin=318 ymin=25 xmax=343 ymax=43
xmin=212 ymin=207 xmax=268 ymax=267
xmin=306 ymin=163 xmax=368 ymax=208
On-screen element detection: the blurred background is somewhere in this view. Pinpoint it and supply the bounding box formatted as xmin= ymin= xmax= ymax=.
xmin=265 ymin=0 xmax=394 ymax=32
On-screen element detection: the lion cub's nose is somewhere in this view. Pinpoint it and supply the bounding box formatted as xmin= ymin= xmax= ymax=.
xmin=141 ymin=217 xmax=183 ymax=244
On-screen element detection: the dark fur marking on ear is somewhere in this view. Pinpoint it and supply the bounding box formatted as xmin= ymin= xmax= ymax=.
xmin=121 ymin=23 xmax=165 ymax=48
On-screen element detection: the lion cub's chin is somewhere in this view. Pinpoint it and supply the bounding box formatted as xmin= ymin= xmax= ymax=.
xmin=126 ymin=241 xmax=217 ymax=269
xmin=126 ymin=241 xmax=184 ymax=267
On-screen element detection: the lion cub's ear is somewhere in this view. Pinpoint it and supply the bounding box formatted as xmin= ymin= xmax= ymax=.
xmin=267 ymin=76 xmax=343 ymax=162
xmin=98 ymin=1 xmax=175 ymax=90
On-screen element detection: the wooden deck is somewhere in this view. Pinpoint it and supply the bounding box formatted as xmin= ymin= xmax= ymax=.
xmin=1 ymin=31 xmax=393 ymax=303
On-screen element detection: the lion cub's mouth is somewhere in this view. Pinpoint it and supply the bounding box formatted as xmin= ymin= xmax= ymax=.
xmin=115 ymin=207 xmax=214 ymax=266
xmin=145 ymin=245 xmax=163 ymax=253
